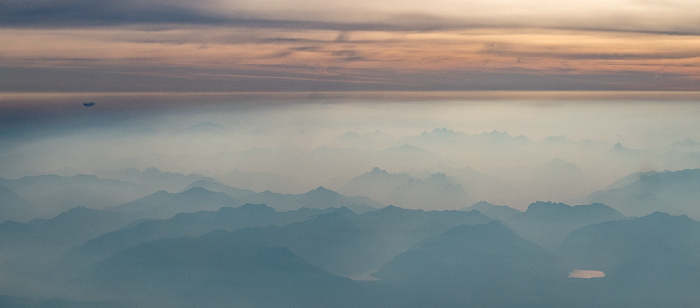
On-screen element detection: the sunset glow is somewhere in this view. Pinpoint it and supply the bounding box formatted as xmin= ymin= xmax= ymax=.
xmin=2 ymin=0 xmax=699 ymax=91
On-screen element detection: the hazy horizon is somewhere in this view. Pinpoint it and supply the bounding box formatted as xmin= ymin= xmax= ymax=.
xmin=3 ymin=91 xmax=700 ymax=210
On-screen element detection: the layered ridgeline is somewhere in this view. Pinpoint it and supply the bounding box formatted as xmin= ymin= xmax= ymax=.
xmin=463 ymin=201 xmax=625 ymax=250
xmin=0 ymin=174 xmax=152 ymax=219
xmin=0 ymin=169 xmax=381 ymax=223
xmin=2 ymin=200 xmax=700 ymax=307
xmin=503 ymin=201 xmax=625 ymax=250
xmin=221 ymin=206 xmax=492 ymax=276
xmin=340 ymin=162 xmax=599 ymax=211
xmin=0 ymin=207 xmax=138 ymax=268
xmin=81 ymin=235 xmax=358 ymax=308
xmin=0 ymin=169 xmax=233 ymax=221
xmin=580 ymin=168 xmax=700 ymax=219
xmin=76 ymin=204 xmax=493 ymax=278
xmin=69 ymin=204 xmax=345 ymax=266
xmin=2 ymin=167 xmax=700 ymax=307
xmin=341 ymin=168 xmax=471 ymax=210
xmin=555 ymin=212 xmax=700 ymax=307
xmin=372 ymin=221 xmax=559 ymax=307
xmin=239 ymin=186 xmax=380 ymax=213
xmin=105 ymin=187 xmax=241 ymax=220
xmin=74 ymin=206 xmax=492 ymax=307
xmin=0 ymin=185 xmax=38 ymax=223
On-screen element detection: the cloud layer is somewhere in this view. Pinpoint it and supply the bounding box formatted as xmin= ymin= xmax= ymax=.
xmin=1 ymin=0 xmax=699 ymax=91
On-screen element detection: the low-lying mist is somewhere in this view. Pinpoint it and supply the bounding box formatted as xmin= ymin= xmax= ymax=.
xmin=3 ymin=92 xmax=700 ymax=307
xmin=3 ymin=92 xmax=700 ymax=210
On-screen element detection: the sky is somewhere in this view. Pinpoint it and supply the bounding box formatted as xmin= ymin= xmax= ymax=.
xmin=2 ymin=0 xmax=700 ymax=207
xmin=2 ymin=0 xmax=700 ymax=91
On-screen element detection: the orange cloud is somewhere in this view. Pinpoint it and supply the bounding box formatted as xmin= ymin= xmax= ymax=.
xmin=1 ymin=26 xmax=699 ymax=90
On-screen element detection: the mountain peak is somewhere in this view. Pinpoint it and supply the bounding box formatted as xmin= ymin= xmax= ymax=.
xmin=525 ymin=201 xmax=571 ymax=213
xmin=235 ymin=203 xmax=276 ymax=212
xmin=142 ymin=167 xmax=162 ymax=176
xmin=470 ymin=201 xmax=497 ymax=208
xmin=642 ymin=211 xmax=694 ymax=224
xmin=369 ymin=167 xmax=388 ymax=175
xmin=308 ymin=186 xmax=338 ymax=195
xmin=611 ymin=142 xmax=627 ymax=152
xmin=181 ymin=186 xmax=214 ymax=195
xmin=425 ymin=172 xmax=448 ymax=181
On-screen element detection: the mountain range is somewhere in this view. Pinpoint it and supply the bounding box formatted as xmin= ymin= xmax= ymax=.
xmin=2 ymin=167 xmax=700 ymax=307
xmin=0 ymin=174 xmax=152 ymax=218
xmin=581 ymin=168 xmax=700 ymax=219
xmin=341 ymin=168 xmax=471 ymax=209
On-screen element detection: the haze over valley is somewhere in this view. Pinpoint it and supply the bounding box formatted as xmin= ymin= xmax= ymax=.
xmin=2 ymin=93 xmax=700 ymax=307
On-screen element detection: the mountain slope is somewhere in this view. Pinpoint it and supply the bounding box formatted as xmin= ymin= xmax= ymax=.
xmin=462 ymin=201 xmax=521 ymax=221
xmin=518 ymin=159 xmax=600 ymax=202
xmin=84 ymin=231 xmax=354 ymax=308
xmin=183 ymin=179 xmax=256 ymax=198
xmin=0 ymin=174 xmax=151 ymax=218
xmin=503 ymin=201 xmax=625 ymax=250
xmin=582 ymin=168 xmax=700 ymax=219
xmin=557 ymin=211 xmax=700 ymax=272
xmin=223 ymin=206 xmax=491 ymax=276
xmin=341 ymin=168 xmax=471 ymax=210
xmin=373 ymin=221 xmax=556 ymax=306
xmin=555 ymin=212 xmax=700 ymax=307
xmin=0 ymin=185 xmax=39 ymax=223
xmin=241 ymin=186 xmax=380 ymax=213
xmin=95 ymin=167 xmax=217 ymax=193
xmin=0 ymin=206 xmax=138 ymax=277
xmin=71 ymin=204 xmax=339 ymax=264
xmin=106 ymin=187 xmax=239 ymax=219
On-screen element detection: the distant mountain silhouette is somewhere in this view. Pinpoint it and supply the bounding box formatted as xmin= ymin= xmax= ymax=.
xmin=106 ymin=187 xmax=239 ymax=219
xmin=241 ymin=186 xmax=380 ymax=213
xmin=392 ymin=172 xmax=471 ymax=209
xmin=340 ymin=167 xmax=412 ymax=204
xmin=516 ymin=159 xmax=600 ymax=202
xmin=381 ymin=144 xmax=438 ymax=159
xmin=609 ymin=142 xmax=648 ymax=156
xmin=183 ymin=179 xmax=256 ymax=198
xmin=445 ymin=167 xmax=524 ymax=207
xmin=0 ymin=185 xmax=39 ymax=223
xmin=503 ymin=201 xmax=625 ymax=250
xmin=601 ymin=170 xmax=649 ymax=190
xmin=402 ymin=128 xmax=531 ymax=150
xmin=0 ymin=174 xmax=151 ymax=218
xmin=95 ymin=167 xmax=217 ymax=193
xmin=582 ymin=169 xmax=700 ymax=219
xmin=218 ymin=168 xmax=299 ymax=194
xmin=462 ymin=201 xmax=521 ymax=221
xmin=342 ymin=168 xmax=471 ymax=210
xmin=670 ymin=137 xmax=700 ymax=150
xmin=330 ymin=130 xmax=398 ymax=149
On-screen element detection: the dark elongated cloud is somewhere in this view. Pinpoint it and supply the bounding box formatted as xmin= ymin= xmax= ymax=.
xmin=0 ymin=0 xmax=229 ymax=25
xmin=2 ymin=0 xmax=700 ymax=35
